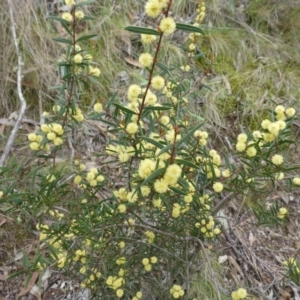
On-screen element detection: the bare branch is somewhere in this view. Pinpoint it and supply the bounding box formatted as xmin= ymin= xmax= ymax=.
xmin=0 ymin=0 xmax=27 ymax=167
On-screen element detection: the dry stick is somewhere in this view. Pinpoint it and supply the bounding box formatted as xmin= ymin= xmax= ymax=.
xmin=212 ymin=191 xmax=235 ymax=216
xmin=0 ymin=0 xmax=27 ymax=167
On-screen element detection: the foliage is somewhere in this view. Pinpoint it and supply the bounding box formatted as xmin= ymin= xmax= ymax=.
xmin=1 ymin=0 xmax=300 ymax=299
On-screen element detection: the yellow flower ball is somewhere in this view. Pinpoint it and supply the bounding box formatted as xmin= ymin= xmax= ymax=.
xmin=237 ymin=133 xmax=248 ymax=142
xmin=277 ymin=207 xmax=288 ymax=219
xmin=150 ymin=256 xmax=158 ymax=264
xmin=53 ymin=137 xmax=63 ymax=146
xmin=141 ymin=34 xmax=157 ymax=44
xmin=139 ymin=52 xmax=153 ymax=68
xmin=213 ymin=182 xmax=223 ymax=193
xmin=144 ymin=264 xmax=152 ymax=271
xmin=261 ymin=119 xmax=271 ymax=129
xmin=94 ymin=103 xmax=103 ymax=113
xmin=293 ymin=177 xmax=300 ymax=186
xmin=30 ymin=142 xmax=40 ymax=151
xmin=246 ymin=146 xmax=257 ymax=157
xmin=47 ymin=132 xmax=56 ymax=141
xmin=116 ymin=289 xmax=124 ymax=298
xmin=74 ymin=175 xmax=82 ymax=184
xmin=73 ymin=54 xmax=83 ymax=64
xmin=151 ymin=75 xmax=165 ymax=90
xmin=145 ymin=0 xmax=162 ymax=18
xmin=159 ymin=17 xmax=176 ymax=35
xmin=117 ymin=204 xmax=126 ymax=213
xmin=126 ymin=122 xmax=139 ymax=135
xmin=75 ymin=10 xmax=84 ymax=20
xmin=275 ymin=105 xmax=285 ymax=114
xmin=62 ymin=12 xmax=73 ymax=22
xmin=222 ymin=169 xmax=231 ymax=178
xmin=236 ymin=288 xmax=248 ymax=299
xmin=118 ymin=241 xmax=125 ymax=249
xmin=127 ymin=84 xmax=142 ymax=101
xmin=90 ymin=67 xmax=101 ymax=77
xmin=271 ymin=154 xmax=283 ymax=166
xmin=154 ymin=178 xmax=169 ymax=193
xmin=286 ymin=107 xmax=296 ymax=117
xmin=275 ymin=172 xmax=284 ymax=181
xmin=236 ymin=142 xmax=246 ymax=152
xmin=172 ymin=203 xmax=181 ymax=218
xmin=65 ymin=0 xmax=75 ymax=5
xmin=28 ymin=133 xmax=37 ymax=142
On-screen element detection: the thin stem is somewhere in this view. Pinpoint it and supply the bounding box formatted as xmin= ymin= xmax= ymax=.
xmin=0 ymin=0 xmax=27 ymax=167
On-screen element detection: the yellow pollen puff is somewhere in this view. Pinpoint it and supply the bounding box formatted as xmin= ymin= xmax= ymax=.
xmin=159 ymin=17 xmax=176 ymax=35
xmin=172 ymin=203 xmax=181 ymax=218
xmin=141 ymin=34 xmax=157 ymax=44
xmin=246 ymin=147 xmax=257 ymax=157
xmin=90 ymin=67 xmax=101 ymax=76
xmin=73 ymin=54 xmax=83 ymax=64
xmin=75 ymin=10 xmax=84 ymax=20
xmin=271 ymin=154 xmax=283 ymax=166
xmin=213 ymin=182 xmax=223 ymax=193
xmin=261 ymin=119 xmax=271 ymax=129
xmin=118 ymin=204 xmax=126 ymax=213
xmin=293 ymin=177 xmax=300 ymax=186
xmin=237 ymin=133 xmax=248 ymax=143
xmin=274 ymin=105 xmax=285 ymax=114
xmin=118 ymin=241 xmax=125 ymax=249
xmin=126 ymin=122 xmax=139 ymax=135
xmin=65 ymin=0 xmax=75 ymax=5
xmin=286 ymin=107 xmax=296 ymax=117
xmin=144 ymin=264 xmax=152 ymax=271
xmin=127 ymin=84 xmax=142 ymax=101
xmin=154 ymin=178 xmax=169 ymax=193
xmin=94 ymin=103 xmax=103 ymax=113
xmin=231 ymin=288 xmax=248 ymax=300
xmin=151 ymin=75 xmax=165 ymax=90
xmin=62 ymin=12 xmax=73 ymax=22
xmin=145 ymin=0 xmax=162 ymax=18
xmin=277 ymin=207 xmax=288 ymax=219
xmin=139 ymin=53 xmax=153 ymax=68
xmin=236 ymin=142 xmax=246 ymax=152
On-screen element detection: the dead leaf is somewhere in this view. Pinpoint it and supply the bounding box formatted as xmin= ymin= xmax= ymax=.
xmin=278 ymin=191 xmax=290 ymax=204
xmin=287 ymin=224 xmax=296 ymax=236
xmin=249 ymin=231 xmax=256 ymax=246
xmin=228 ymin=255 xmax=243 ymax=276
xmin=120 ymin=30 xmax=132 ymax=55
xmin=295 ymin=240 xmax=300 ymax=249
xmin=222 ymin=75 xmax=232 ymax=95
xmin=0 ymin=123 xmax=5 ymax=135
xmin=29 ymin=284 xmax=42 ymax=300
xmin=124 ymin=57 xmax=142 ymax=68
xmin=0 ymin=274 xmax=8 ymax=281
xmin=17 ymin=272 xmax=39 ymax=299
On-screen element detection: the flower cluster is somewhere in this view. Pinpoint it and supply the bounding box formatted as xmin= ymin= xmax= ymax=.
xmin=195 ymin=0 xmax=206 ymax=24
xmin=145 ymin=0 xmax=168 ymax=18
xmin=236 ymin=105 xmax=295 ymax=155
xmin=142 ymin=256 xmax=158 ymax=271
xmin=231 ymin=288 xmax=248 ymax=300
xmin=106 ymin=275 xmax=125 ymax=298
xmin=170 ymin=284 xmax=185 ymax=298
xmin=277 ymin=207 xmax=288 ymax=219
xmin=28 ymin=122 xmax=64 ymax=151
xmin=106 ymin=144 xmax=136 ymax=163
